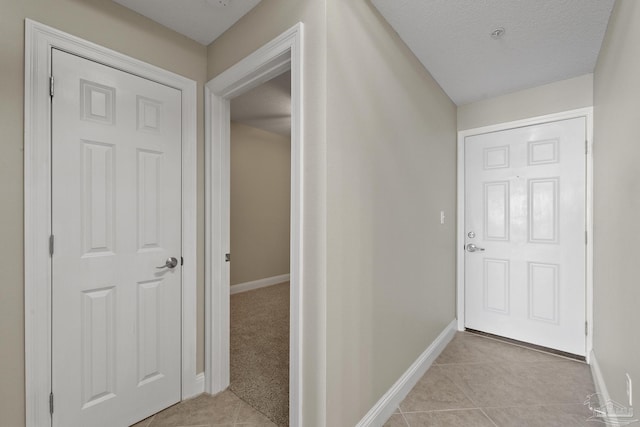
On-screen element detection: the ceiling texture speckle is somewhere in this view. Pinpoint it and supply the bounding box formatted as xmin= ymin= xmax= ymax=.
xmin=371 ymin=0 xmax=616 ymax=105
xmin=112 ymin=0 xmax=261 ymax=45
xmin=113 ymin=0 xmax=615 ymax=121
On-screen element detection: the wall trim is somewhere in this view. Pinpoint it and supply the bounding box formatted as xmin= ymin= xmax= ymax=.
xmin=24 ymin=20 xmax=199 ymax=427
xmin=590 ymin=351 xmax=619 ymax=426
xmin=194 ymin=373 xmax=205 ymax=396
xmin=590 ymin=351 xmax=612 ymax=403
xmin=230 ymin=274 xmax=290 ymax=295
xmin=456 ymin=107 xmax=594 ymax=361
xmin=355 ymin=320 xmax=457 ymax=427
xmin=205 ymin=23 xmax=304 ymax=426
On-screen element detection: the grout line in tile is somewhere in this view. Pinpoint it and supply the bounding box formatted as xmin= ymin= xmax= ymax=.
xmin=400 ymin=407 xmax=499 ymax=427
xmin=401 ymin=334 xmax=595 ymax=425
xmin=231 ymin=400 xmax=242 ymax=425
xmin=393 ymin=404 xmax=410 ymax=426
xmin=435 ymin=361 xmax=500 ymax=367
xmin=399 ymin=410 xmax=411 ymax=427
xmin=436 ymin=359 xmax=582 ymax=367
xmin=435 ymin=364 xmax=483 ymax=410
xmin=481 ymin=402 xmax=592 ymax=410
xmin=230 ymin=390 xmax=278 ymax=426
xmin=439 ymin=366 xmax=591 ymax=409
xmin=401 ymin=408 xmax=481 ymax=414
xmin=478 ymin=407 xmax=499 ymax=427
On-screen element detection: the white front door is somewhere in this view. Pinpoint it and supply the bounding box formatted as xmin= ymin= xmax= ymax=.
xmin=464 ymin=117 xmax=586 ymax=356
xmin=51 ymin=49 xmax=182 ymax=426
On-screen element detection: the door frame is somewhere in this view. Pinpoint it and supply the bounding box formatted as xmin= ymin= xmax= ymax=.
xmin=204 ymin=23 xmax=303 ymax=426
xmin=24 ymin=20 xmax=199 ymax=427
xmin=456 ymin=107 xmax=594 ymax=361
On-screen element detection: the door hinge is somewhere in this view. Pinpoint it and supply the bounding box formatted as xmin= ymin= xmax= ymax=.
xmin=585 ymin=321 xmax=589 ymax=336
xmin=49 ymin=235 xmax=54 ymax=256
xmin=50 ymin=76 xmax=54 ymax=98
xmin=181 ymin=256 xmax=184 ymax=266
xmin=49 ymin=392 xmax=54 ymax=414
xmin=585 ymin=231 xmax=588 ymax=245
xmin=225 ymin=253 xmax=230 ymax=262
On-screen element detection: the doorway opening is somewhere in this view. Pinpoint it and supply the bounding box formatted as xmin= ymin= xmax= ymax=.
xmin=205 ymin=24 xmax=303 ymax=427
xmin=228 ymin=70 xmax=292 ymax=425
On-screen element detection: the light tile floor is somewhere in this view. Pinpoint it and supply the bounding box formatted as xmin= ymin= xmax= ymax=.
xmin=131 ymin=332 xmax=595 ymax=427
xmin=130 ymin=390 xmax=277 ymax=427
xmin=384 ymin=332 xmax=596 ymax=427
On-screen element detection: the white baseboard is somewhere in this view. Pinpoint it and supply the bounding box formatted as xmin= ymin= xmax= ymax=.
xmin=183 ymin=372 xmax=205 ymax=400
xmin=230 ymin=274 xmax=290 ymax=295
xmin=194 ymin=372 xmax=205 ymax=395
xmin=590 ymin=350 xmax=618 ymax=426
xmin=355 ymin=319 xmax=458 ymax=427
xmin=591 ymin=351 xmax=611 ymax=405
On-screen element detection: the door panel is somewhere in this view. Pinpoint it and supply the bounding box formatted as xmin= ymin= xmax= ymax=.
xmin=52 ymin=49 xmax=182 ymax=427
xmin=465 ymin=118 xmax=586 ymax=356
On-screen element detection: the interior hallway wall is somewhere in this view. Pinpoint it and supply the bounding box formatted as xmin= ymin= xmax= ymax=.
xmin=325 ymin=1 xmax=457 ymax=425
xmin=457 ymin=74 xmax=593 ymax=130
xmin=592 ymin=0 xmax=640 ymax=406
xmin=207 ymin=1 xmax=327 ymax=424
xmin=0 ymin=1 xmax=207 ymax=425
xmin=230 ymin=122 xmax=291 ymax=286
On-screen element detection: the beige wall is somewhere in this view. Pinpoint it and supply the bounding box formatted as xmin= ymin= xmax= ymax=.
xmin=208 ymin=2 xmax=457 ymax=425
xmin=325 ymin=1 xmax=457 ymax=425
xmin=0 ymin=1 xmax=207 ymax=425
xmin=230 ymin=122 xmax=290 ymax=286
xmin=457 ymin=74 xmax=593 ymax=130
xmin=593 ymin=0 xmax=640 ymax=407
xmin=207 ymin=2 xmax=327 ymax=425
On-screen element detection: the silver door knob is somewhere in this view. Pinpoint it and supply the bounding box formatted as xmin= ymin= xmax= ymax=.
xmin=156 ymin=257 xmax=179 ymax=269
xmin=466 ymin=243 xmax=485 ymax=252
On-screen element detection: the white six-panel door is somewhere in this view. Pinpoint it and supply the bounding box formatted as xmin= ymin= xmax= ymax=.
xmin=464 ymin=117 xmax=586 ymax=356
xmin=51 ymin=49 xmax=182 ymax=426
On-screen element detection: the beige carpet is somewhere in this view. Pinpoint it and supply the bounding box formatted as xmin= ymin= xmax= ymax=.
xmin=230 ymin=282 xmax=290 ymax=426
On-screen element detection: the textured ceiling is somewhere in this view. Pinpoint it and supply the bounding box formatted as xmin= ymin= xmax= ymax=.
xmin=112 ymin=0 xmax=261 ymax=45
xmin=113 ymin=0 xmax=615 ymax=116
xmin=231 ymin=71 xmax=291 ymax=138
xmin=371 ymin=0 xmax=615 ymax=105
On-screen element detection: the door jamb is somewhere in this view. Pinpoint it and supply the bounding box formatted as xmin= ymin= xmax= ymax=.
xmin=456 ymin=107 xmax=594 ymax=361
xmin=204 ymin=23 xmax=304 ymax=426
xmin=24 ymin=20 xmax=199 ymax=427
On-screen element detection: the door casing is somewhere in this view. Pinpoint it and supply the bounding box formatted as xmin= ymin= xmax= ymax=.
xmin=24 ymin=20 xmax=199 ymax=427
xmin=456 ymin=107 xmax=594 ymax=362
xmin=204 ymin=23 xmax=304 ymax=427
